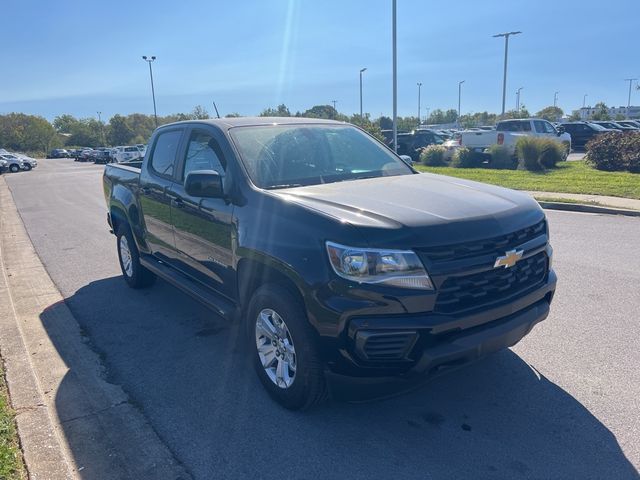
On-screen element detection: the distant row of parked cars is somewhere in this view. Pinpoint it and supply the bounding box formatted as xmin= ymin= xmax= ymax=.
xmin=48 ymin=144 xmax=147 ymax=164
xmin=381 ymin=118 xmax=640 ymax=162
xmin=0 ymin=149 xmax=38 ymax=174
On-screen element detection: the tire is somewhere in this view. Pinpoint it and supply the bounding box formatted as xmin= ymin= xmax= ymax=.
xmin=22 ymin=164 xmax=32 ymax=171
xmin=9 ymin=164 xmax=20 ymax=173
xmin=246 ymin=284 xmax=327 ymax=410
xmin=116 ymin=225 xmax=156 ymax=289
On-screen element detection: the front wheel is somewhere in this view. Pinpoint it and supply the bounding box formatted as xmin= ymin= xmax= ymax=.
xmin=9 ymin=164 xmax=20 ymax=173
xmin=22 ymin=164 xmax=32 ymax=171
xmin=116 ymin=225 xmax=156 ymax=289
xmin=247 ymin=284 xmax=327 ymax=410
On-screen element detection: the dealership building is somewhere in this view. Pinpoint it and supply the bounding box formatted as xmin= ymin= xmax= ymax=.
xmin=579 ymin=105 xmax=640 ymax=120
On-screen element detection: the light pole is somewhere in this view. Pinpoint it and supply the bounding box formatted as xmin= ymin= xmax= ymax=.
xmin=142 ymin=55 xmax=158 ymax=127
xmin=625 ymin=78 xmax=637 ymax=116
xmin=417 ymin=82 xmax=422 ymax=125
xmin=359 ymin=68 xmax=367 ymax=122
xmin=554 ymin=91 xmax=559 ymax=108
xmin=392 ymin=0 xmax=398 ymax=152
xmin=332 ymin=100 xmax=337 ymax=111
xmin=493 ymin=31 xmax=522 ymax=117
xmin=97 ymin=111 xmax=105 ymax=145
xmin=458 ymin=80 xmax=465 ymax=123
xmin=516 ymin=87 xmax=523 ymax=111
xmin=583 ymin=94 xmax=588 ymax=108
xmin=425 ymin=107 xmax=430 ymax=123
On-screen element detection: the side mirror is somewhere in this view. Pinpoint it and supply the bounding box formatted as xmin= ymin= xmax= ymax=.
xmin=399 ymin=154 xmax=414 ymax=166
xmin=185 ymin=170 xmax=224 ymax=198
xmin=556 ymin=125 xmax=565 ymax=135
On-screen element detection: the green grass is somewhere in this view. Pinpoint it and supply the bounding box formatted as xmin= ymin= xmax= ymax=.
xmin=0 ymin=363 xmax=26 ymax=480
xmin=415 ymin=161 xmax=640 ymax=200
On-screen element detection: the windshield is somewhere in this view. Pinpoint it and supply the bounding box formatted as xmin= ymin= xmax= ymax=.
xmin=589 ymin=123 xmax=608 ymax=131
xmin=229 ymin=124 xmax=412 ymax=189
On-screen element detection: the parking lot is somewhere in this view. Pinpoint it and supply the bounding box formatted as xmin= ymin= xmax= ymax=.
xmin=4 ymin=159 xmax=640 ymax=479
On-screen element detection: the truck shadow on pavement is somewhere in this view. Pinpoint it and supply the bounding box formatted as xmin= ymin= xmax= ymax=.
xmin=41 ymin=276 xmax=639 ymax=480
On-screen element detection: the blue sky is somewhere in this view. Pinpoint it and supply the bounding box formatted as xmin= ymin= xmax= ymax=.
xmin=1 ymin=0 xmax=638 ymax=121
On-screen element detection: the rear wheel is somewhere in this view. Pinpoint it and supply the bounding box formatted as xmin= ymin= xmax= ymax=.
xmin=247 ymin=284 xmax=327 ymax=410
xmin=9 ymin=164 xmax=20 ymax=173
xmin=116 ymin=225 xmax=156 ymax=289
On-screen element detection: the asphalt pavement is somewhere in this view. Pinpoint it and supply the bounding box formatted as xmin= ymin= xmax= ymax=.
xmin=5 ymin=159 xmax=640 ymax=479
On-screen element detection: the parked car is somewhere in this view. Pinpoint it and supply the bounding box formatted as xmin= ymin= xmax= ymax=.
xmin=0 ymin=158 xmax=7 ymax=174
xmin=103 ymin=117 xmax=556 ymax=410
xmin=615 ymin=120 xmax=640 ymax=129
xmin=0 ymin=153 xmax=37 ymax=172
xmin=75 ymin=148 xmax=95 ymax=162
xmin=47 ymin=148 xmax=71 ymax=158
xmin=559 ymin=122 xmax=615 ymax=150
xmin=93 ymin=150 xmax=113 ymax=164
xmin=135 ymin=144 xmax=147 ymax=157
xmin=392 ymin=130 xmax=446 ymax=162
xmin=590 ymin=121 xmax=637 ymax=131
xmin=110 ymin=146 xmax=142 ymax=163
xmin=457 ymin=119 xmax=572 ymax=156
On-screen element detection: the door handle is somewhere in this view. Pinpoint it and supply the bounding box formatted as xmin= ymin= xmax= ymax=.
xmin=141 ymin=186 xmax=151 ymax=195
xmin=172 ymin=198 xmax=185 ymax=208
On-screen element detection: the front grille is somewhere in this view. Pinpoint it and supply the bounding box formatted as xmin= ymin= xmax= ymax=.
xmin=355 ymin=331 xmax=418 ymax=361
xmin=418 ymin=220 xmax=546 ymax=264
xmin=435 ymin=252 xmax=548 ymax=314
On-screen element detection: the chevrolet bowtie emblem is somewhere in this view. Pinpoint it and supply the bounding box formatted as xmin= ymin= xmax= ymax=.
xmin=494 ymin=249 xmax=524 ymax=269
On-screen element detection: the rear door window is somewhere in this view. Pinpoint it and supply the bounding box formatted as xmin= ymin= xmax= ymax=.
xmin=149 ymin=129 xmax=182 ymax=178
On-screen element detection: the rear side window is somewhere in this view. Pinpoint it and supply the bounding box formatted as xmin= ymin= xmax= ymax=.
xmin=150 ymin=130 xmax=182 ymax=178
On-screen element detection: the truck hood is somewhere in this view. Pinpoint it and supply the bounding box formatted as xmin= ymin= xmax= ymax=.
xmin=271 ymin=172 xmax=544 ymax=248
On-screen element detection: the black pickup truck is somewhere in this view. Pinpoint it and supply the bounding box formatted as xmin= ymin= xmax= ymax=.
xmin=103 ymin=117 xmax=556 ymax=410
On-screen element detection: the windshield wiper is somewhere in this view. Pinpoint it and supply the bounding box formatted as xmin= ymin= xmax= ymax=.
xmin=265 ymin=183 xmax=304 ymax=190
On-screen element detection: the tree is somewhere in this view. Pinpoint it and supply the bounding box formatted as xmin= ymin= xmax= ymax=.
xmin=568 ymin=110 xmax=581 ymax=121
xmin=225 ymin=112 xmax=242 ymax=118
xmin=190 ymin=105 xmax=210 ymax=119
xmin=301 ymin=104 xmax=345 ymax=120
xmin=260 ymin=104 xmax=291 ymax=117
xmin=53 ymin=114 xmax=80 ymax=133
xmin=536 ymin=106 xmax=564 ymax=122
xmin=502 ymin=107 xmax=531 ymax=120
xmin=591 ymin=102 xmax=610 ymax=121
xmin=378 ymin=116 xmax=393 ymax=130
xmin=0 ymin=113 xmax=60 ymax=153
xmin=107 ymin=114 xmax=135 ymax=146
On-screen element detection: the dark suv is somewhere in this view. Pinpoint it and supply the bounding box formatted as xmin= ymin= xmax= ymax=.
xmin=560 ymin=122 xmax=615 ymax=149
xmin=103 ymin=118 xmax=556 ymax=410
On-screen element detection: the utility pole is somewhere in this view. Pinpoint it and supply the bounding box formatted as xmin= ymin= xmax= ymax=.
xmin=493 ymin=31 xmax=522 ymax=117
xmin=331 ymin=100 xmax=337 ymax=111
xmin=142 ymin=56 xmax=158 ymax=127
xmin=417 ymin=83 xmax=422 ymax=126
xmin=625 ymin=78 xmax=637 ymax=117
xmin=359 ymin=68 xmax=367 ymax=122
xmin=458 ymin=80 xmax=465 ymax=124
xmin=554 ymin=91 xmax=559 ymax=108
xmin=516 ymin=87 xmax=523 ymax=111
xmin=392 ymin=0 xmax=398 ymax=152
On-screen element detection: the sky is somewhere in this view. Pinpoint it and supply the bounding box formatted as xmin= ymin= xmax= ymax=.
xmin=1 ymin=0 xmax=639 ymax=121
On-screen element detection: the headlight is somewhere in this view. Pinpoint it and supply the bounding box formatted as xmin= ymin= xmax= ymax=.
xmin=326 ymin=241 xmax=433 ymax=290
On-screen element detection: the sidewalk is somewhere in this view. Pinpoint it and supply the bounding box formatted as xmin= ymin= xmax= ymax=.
xmin=0 ymin=177 xmax=190 ymax=480
xmin=527 ymin=191 xmax=640 ymax=212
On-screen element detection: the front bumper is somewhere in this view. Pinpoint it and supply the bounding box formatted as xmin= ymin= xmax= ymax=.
xmin=327 ymin=269 xmax=556 ymax=377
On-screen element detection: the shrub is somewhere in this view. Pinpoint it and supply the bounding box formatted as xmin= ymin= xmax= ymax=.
xmin=586 ymin=131 xmax=639 ymax=172
xmin=515 ymin=137 xmax=544 ymax=171
xmin=419 ymin=145 xmax=447 ymax=166
xmin=537 ymin=139 xmax=565 ymax=169
xmin=451 ymin=147 xmax=485 ymax=168
xmin=487 ymin=145 xmax=517 ymax=170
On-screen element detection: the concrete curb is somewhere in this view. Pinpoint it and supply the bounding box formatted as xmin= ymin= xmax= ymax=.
xmin=0 ymin=177 xmax=191 ymax=480
xmin=536 ymin=200 xmax=640 ymax=217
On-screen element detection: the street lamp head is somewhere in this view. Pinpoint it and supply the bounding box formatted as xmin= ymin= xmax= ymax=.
xmin=151 ymin=56 xmax=156 ymax=61
xmin=417 ymin=82 xmax=422 ymax=87
xmin=459 ymin=80 xmax=466 ymax=85
xmin=142 ymin=55 xmax=147 ymax=60
xmin=493 ymin=31 xmax=522 ymax=38
xmin=360 ymin=67 xmax=367 ymax=73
